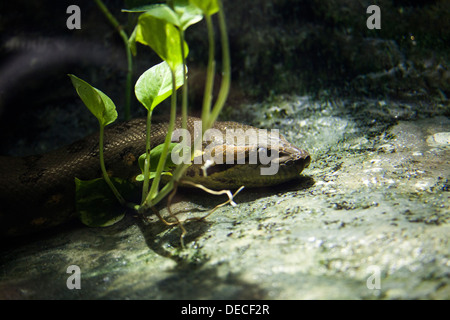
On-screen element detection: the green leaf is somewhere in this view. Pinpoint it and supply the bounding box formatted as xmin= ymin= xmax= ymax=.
xmin=135 ymin=171 xmax=172 ymax=182
xmin=174 ymin=0 xmax=204 ymax=30
xmin=139 ymin=4 xmax=181 ymax=26
xmin=189 ymin=0 xmax=219 ymax=16
xmin=75 ymin=177 xmax=138 ymax=227
xmin=125 ymin=2 xmax=202 ymax=31
xmin=138 ymin=143 xmax=179 ymax=173
xmin=122 ymin=3 xmax=167 ymax=13
xmin=68 ymin=74 xmax=118 ymax=126
xmin=135 ymin=61 xmax=185 ymax=111
xmin=134 ymin=10 xmax=188 ymax=69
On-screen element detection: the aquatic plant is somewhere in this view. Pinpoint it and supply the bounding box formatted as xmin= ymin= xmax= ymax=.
xmin=69 ymin=0 xmax=233 ymax=245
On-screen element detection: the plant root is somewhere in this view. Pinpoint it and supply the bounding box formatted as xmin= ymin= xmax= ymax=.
xmin=151 ymin=181 xmax=245 ymax=248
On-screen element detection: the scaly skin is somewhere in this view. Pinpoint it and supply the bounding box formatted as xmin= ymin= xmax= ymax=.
xmin=0 ymin=117 xmax=310 ymax=237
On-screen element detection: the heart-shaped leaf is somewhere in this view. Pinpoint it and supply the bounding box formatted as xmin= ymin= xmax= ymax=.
xmin=189 ymin=0 xmax=219 ymax=16
xmin=134 ymin=10 xmax=188 ymax=70
xmin=75 ymin=177 xmax=138 ymax=227
xmin=68 ymin=74 xmax=117 ymax=126
xmin=135 ymin=61 xmax=185 ymax=111
xmin=174 ymin=0 xmax=204 ymax=30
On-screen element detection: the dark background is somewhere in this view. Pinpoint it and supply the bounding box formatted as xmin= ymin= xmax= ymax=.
xmin=0 ymin=0 xmax=448 ymax=155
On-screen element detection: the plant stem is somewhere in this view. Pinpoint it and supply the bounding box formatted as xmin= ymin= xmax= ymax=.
xmin=140 ymin=1 xmax=231 ymax=211
xmin=142 ymin=176 xmax=174 ymax=211
xmin=145 ymin=67 xmax=178 ymax=203
xmin=208 ymin=0 xmax=230 ymax=128
xmin=146 ymin=1 xmax=232 ymax=209
xmin=94 ymin=0 xmax=133 ymax=121
xmin=179 ymin=30 xmax=188 ymax=132
xmin=99 ymin=123 xmax=126 ymax=205
xmin=201 ymin=14 xmax=216 ymax=133
xmin=124 ymin=44 xmax=133 ymax=121
xmin=140 ymin=29 xmax=190 ymax=210
xmin=141 ymin=109 xmax=153 ymax=204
